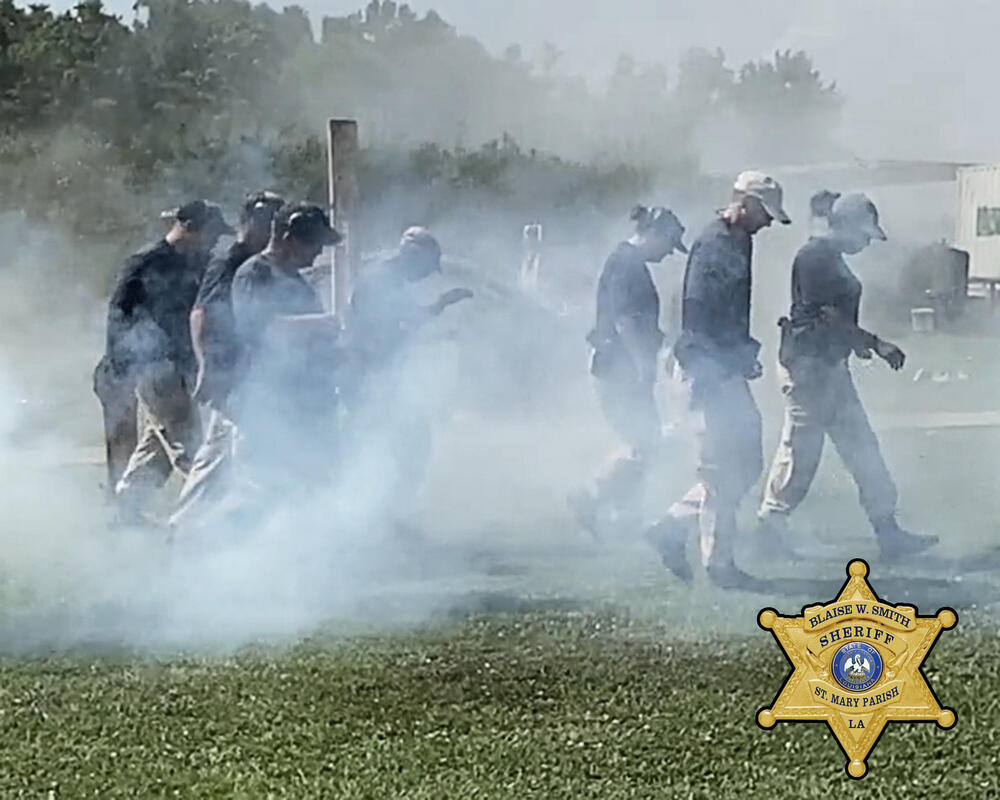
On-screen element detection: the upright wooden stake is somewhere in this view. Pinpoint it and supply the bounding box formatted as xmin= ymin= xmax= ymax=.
xmin=327 ymin=119 xmax=359 ymax=315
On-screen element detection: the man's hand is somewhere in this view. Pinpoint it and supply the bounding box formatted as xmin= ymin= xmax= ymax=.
xmin=746 ymin=359 xmax=764 ymax=380
xmin=433 ymin=287 xmax=474 ymax=314
xmin=874 ymin=338 xmax=906 ymax=370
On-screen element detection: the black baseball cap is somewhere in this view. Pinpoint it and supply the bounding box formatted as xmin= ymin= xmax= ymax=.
xmin=633 ymin=205 xmax=688 ymax=254
xmin=240 ymin=190 xmax=285 ymax=225
xmin=276 ymin=203 xmax=342 ymax=246
xmin=162 ymin=200 xmax=235 ymax=236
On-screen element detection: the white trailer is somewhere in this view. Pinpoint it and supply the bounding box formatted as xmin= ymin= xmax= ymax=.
xmin=956 ymin=164 xmax=1000 ymax=281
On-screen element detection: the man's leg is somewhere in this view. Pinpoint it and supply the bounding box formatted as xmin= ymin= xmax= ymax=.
xmin=696 ymin=376 xmax=763 ymax=582
xmin=114 ymin=398 xmax=172 ymax=521
xmin=758 ymin=362 xmax=832 ymax=547
xmin=584 ymin=375 xmax=660 ymax=534
xmin=115 ymin=365 xmax=201 ymax=518
xmin=169 ymin=406 xmax=237 ymax=530
xmin=93 ymin=359 xmax=138 ymax=500
xmin=827 ymin=368 xmax=937 ymax=560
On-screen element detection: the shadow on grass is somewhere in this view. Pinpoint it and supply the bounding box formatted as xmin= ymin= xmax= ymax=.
xmin=745 ymin=572 xmax=995 ymax=612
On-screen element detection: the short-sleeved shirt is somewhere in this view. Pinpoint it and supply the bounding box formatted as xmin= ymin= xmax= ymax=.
xmin=348 ymin=258 xmax=429 ymax=369
xmin=676 ymin=217 xmax=756 ymax=374
xmin=230 ymin=252 xmax=331 ymax=422
xmin=104 ymin=239 xmax=206 ymax=377
xmin=588 ymin=241 xmax=663 ymax=374
xmin=194 ymin=240 xmax=254 ymax=374
xmin=786 ymin=236 xmax=863 ymax=363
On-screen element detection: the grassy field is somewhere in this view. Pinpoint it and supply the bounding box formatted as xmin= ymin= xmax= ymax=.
xmin=4 ymin=330 xmax=1000 ymax=798
xmin=0 ymin=608 xmax=993 ymax=799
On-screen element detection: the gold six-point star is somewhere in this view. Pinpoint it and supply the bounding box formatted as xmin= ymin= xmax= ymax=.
xmin=757 ymin=560 xmax=957 ymax=779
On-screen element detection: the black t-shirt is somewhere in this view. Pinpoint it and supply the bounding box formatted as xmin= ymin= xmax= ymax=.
xmin=589 ymin=241 xmax=662 ymax=372
xmin=787 ymin=236 xmax=863 ymax=363
xmin=676 ymin=217 xmax=756 ymax=374
xmin=105 ymin=239 xmax=206 ymax=377
xmin=230 ymin=252 xmax=332 ymax=423
xmin=194 ymin=240 xmax=255 ymax=373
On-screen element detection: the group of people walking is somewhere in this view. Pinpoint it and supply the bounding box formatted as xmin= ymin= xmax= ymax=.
xmin=578 ymin=171 xmax=938 ymax=589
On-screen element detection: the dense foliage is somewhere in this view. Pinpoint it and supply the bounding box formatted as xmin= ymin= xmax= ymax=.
xmin=0 ymin=1 xmax=843 ymax=259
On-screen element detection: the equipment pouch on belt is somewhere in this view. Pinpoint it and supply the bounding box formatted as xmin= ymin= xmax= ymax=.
xmin=778 ymin=315 xmax=824 ymax=369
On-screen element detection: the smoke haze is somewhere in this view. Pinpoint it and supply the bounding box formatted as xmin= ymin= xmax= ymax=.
xmin=1 ymin=0 xmax=995 ymax=654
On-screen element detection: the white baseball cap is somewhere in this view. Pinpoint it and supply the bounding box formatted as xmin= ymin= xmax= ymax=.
xmin=733 ymin=171 xmax=791 ymax=225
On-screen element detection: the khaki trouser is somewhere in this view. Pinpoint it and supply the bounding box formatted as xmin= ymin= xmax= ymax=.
xmin=592 ymin=370 xmax=661 ymax=525
xmin=115 ymin=363 xmax=201 ymax=516
xmin=668 ymin=370 xmax=763 ymax=568
xmin=169 ymin=406 xmax=237 ymax=530
xmin=93 ymin=358 xmax=138 ymax=500
xmin=760 ymin=358 xmax=896 ymax=524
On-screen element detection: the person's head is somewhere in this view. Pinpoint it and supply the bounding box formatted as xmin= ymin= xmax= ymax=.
xmin=269 ymin=202 xmax=342 ymax=268
xmin=162 ymin=200 xmax=235 ymax=256
xmin=729 ymin=171 xmax=791 ymax=234
xmin=239 ymin=190 xmax=286 ymax=252
xmin=395 ymin=226 xmax=442 ymax=281
xmin=809 ymin=189 xmax=841 ymax=221
xmin=628 ymin=205 xmax=688 ymax=262
xmin=820 ymin=192 xmax=887 ymax=254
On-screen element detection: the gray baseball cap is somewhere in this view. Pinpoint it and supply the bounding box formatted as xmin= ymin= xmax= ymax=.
xmin=399 ymin=226 xmax=442 ymax=271
xmin=831 ymin=193 xmax=887 ymax=241
xmin=734 ymin=171 xmax=791 ymax=225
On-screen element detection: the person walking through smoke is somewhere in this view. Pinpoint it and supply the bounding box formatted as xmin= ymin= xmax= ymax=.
xmin=106 ymin=200 xmax=234 ymax=526
xmin=645 ymin=172 xmax=790 ymax=590
xmin=169 ymin=191 xmax=285 ymax=532
xmin=569 ymin=205 xmax=688 ymax=539
xmin=755 ymin=192 xmax=939 ymax=562
xmin=225 ymin=203 xmax=343 ymax=516
xmin=344 ymin=227 xmax=473 ymax=535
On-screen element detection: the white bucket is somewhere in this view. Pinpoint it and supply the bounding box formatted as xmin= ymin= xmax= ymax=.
xmin=911 ymin=307 xmax=935 ymax=333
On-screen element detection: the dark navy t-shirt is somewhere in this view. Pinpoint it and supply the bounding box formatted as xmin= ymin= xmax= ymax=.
xmin=676 ymin=217 xmax=755 ymax=374
xmin=105 ymin=239 xmax=206 ymax=377
xmin=231 ymin=252 xmax=331 ymax=423
xmin=589 ymin=241 xmax=663 ymax=373
xmin=787 ymin=236 xmax=863 ymax=363
xmin=194 ymin=240 xmax=254 ymax=374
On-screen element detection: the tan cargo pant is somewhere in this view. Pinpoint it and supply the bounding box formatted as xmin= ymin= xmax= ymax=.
xmin=592 ymin=372 xmax=661 ymax=525
xmin=759 ymin=358 xmax=897 ymax=524
xmin=115 ymin=363 xmax=201 ymax=516
xmin=668 ymin=371 xmax=763 ymax=568
xmin=169 ymin=406 xmax=237 ymax=530
xmin=92 ymin=358 xmax=137 ymax=500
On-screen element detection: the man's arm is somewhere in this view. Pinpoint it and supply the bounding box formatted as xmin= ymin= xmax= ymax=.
xmin=818 ymin=306 xmax=905 ymax=369
xmin=795 ymin=251 xmax=905 ymax=370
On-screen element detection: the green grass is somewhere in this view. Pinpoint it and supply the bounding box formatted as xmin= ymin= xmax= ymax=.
xmin=0 ymin=610 xmax=992 ymax=799
xmin=4 ymin=331 xmax=1000 ymax=798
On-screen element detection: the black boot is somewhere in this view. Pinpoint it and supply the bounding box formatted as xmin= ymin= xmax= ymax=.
xmin=753 ymin=512 xmax=805 ymax=563
xmin=644 ymin=518 xmax=693 ymax=583
xmin=874 ymin=516 xmax=938 ymax=563
xmin=706 ymin=559 xmax=768 ymax=592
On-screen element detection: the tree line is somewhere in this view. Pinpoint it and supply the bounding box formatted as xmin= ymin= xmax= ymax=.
xmin=0 ymin=0 xmax=843 ymax=270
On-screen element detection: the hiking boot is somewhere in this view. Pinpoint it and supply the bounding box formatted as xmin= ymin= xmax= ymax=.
xmin=874 ymin=517 xmax=939 ymax=563
xmin=706 ymin=560 xmax=768 ymax=592
xmin=753 ymin=512 xmax=805 ymax=563
xmin=644 ymin=518 xmax=693 ymax=583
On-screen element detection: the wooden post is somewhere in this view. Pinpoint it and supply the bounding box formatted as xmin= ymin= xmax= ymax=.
xmin=520 ymin=223 xmax=542 ymax=293
xmin=327 ymin=119 xmax=359 ymax=315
